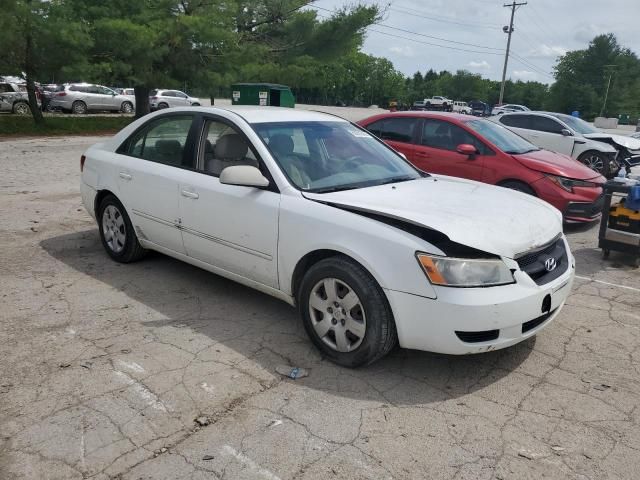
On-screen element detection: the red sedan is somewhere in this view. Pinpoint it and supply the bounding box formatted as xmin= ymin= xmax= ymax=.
xmin=358 ymin=112 xmax=605 ymax=223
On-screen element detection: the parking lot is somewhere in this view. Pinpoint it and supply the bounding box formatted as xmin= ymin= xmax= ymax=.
xmin=1 ymin=132 xmax=640 ymax=480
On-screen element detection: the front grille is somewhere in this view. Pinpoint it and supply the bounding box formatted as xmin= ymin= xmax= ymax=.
xmin=565 ymin=194 xmax=604 ymax=218
xmin=516 ymin=237 xmax=568 ymax=285
xmin=455 ymin=329 xmax=499 ymax=343
xmin=522 ymin=308 xmax=556 ymax=333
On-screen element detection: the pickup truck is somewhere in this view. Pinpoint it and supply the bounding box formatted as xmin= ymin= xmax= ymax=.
xmin=0 ymin=82 xmax=39 ymax=114
xmin=412 ymin=96 xmax=453 ymax=111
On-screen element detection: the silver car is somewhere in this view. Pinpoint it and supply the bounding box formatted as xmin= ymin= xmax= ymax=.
xmin=48 ymin=83 xmax=135 ymax=114
xmin=149 ymin=89 xmax=201 ymax=110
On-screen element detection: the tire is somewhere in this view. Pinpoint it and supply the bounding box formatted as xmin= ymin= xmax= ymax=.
xmin=499 ymin=180 xmax=536 ymax=196
xmin=191 ymin=103 xmax=200 ymax=107
xmin=97 ymin=194 xmax=146 ymax=263
xmin=578 ymin=150 xmax=609 ymax=177
xmin=13 ymin=102 xmax=30 ymax=115
xmin=72 ymin=100 xmax=88 ymax=115
xmin=120 ymin=101 xmax=133 ymax=113
xmin=157 ymin=102 xmax=169 ymax=110
xmin=297 ymin=255 xmax=397 ymax=367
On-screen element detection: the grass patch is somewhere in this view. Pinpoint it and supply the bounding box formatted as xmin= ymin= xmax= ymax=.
xmin=0 ymin=115 xmax=133 ymax=137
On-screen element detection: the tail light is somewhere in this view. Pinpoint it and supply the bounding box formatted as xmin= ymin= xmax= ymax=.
xmin=150 ymin=96 xmax=158 ymax=100
xmin=80 ymin=154 xmax=86 ymax=172
xmin=56 ymin=92 xmax=67 ymax=97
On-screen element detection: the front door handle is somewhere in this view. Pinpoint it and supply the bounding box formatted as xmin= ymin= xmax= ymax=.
xmin=119 ymin=172 xmax=132 ymax=180
xmin=181 ymin=190 xmax=199 ymax=199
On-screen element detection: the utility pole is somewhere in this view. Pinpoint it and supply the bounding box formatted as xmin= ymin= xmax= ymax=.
xmin=599 ymin=64 xmax=617 ymax=117
xmin=499 ymin=1 xmax=527 ymax=106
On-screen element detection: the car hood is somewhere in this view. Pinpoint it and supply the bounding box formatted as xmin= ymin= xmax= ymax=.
xmin=513 ymin=149 xmax=602 ymax=180
xmin=583 ymin=133 xmax=640 ymax=151
xmin=303 ymin=176 xmax=562 ymax=258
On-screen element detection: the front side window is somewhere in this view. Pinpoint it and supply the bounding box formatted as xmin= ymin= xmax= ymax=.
xmin=98 ymin=86 xmax=114 ymax=95
xmin=120 ymin=115 xmax=194 ymax=167
xmin=378 ymin=117 xmax=417 ymax=143
xmin=254 ymin=121 xmax=421 ymax=192
xmin=162 ymin=91 xmax=176 ymax=97
xmin=199 ymin=119 xmax=258 ymax=176
xmin=175 ymin=91 xmax=188 ymax=99
xmin=550 ymin=114 xmax=598 ymax=135
xmin=421 ymin=119 xmax=490 ymax=154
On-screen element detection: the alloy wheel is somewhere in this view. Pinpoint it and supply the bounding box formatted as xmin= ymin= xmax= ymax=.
xmin=308 ymin=278 xmax=366 ymax=352
xmin=102 ymin=205 xmax=126 ymax=253
xmin=582 ymin=153 xmax=604 ymax=173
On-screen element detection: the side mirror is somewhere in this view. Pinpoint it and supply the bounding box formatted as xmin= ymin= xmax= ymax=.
xmin=560 ymin=128 xmax=572 ymax=136
xmin=220 ymin=165 xmax=269 ymax=188
xmin=456 ymin=144 xmax=478 ymax=158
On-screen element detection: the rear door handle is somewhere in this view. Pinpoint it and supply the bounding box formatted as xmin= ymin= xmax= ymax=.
xmin=181 ymin=190 xmax=199 ymax=199
xmin=119 ymin=172 xmax=132 ymax=180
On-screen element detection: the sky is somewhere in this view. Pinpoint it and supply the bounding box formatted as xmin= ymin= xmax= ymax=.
xmin=311 ymin=0 xmax=640 ymax=84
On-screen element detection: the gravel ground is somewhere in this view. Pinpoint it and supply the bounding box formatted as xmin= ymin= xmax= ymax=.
xmin=1 ymin=130 xmax=640 ymax=480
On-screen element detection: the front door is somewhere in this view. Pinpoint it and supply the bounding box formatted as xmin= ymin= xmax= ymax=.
xmin=178 ymin=117 xmax=280 ymax=288
xmin=115 ymin=113 xmax=197 ymax=254
xmin=411 ymin=118 xmax=487 ymax=181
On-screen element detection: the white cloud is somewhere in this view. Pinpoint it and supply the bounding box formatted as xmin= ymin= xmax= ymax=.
xmin=574 ymin=23 xmax=604 ymax=43
xmin=388 ymin=45 xmax=415 ymax=58
xmin=468 ymin=60 xmax=491 ymax=70
xmin=512 ymin=70 xmax=537 ymax=80
xmin=528 ymin=44 xmax=567 ymax=58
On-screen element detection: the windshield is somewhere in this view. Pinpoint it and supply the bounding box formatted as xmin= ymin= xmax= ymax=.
xmin=464 ymin=119 xmax=539 ymax=155
xmin=550 ymin=114 xmax=599 ymax=135
xmin=253 ymin=121 xmax=422 ymax=193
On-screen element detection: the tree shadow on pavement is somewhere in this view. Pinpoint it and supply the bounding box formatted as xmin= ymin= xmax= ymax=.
xmin=40 ymin=229 xmax=535 ymax=406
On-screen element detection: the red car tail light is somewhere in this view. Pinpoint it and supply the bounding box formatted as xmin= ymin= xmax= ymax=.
xmin=56 ymin=92 xmax=67 ymax=97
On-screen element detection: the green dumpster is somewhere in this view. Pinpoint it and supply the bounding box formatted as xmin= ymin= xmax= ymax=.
xmin=231 ymin=83 xmax=295 ymax=108
xmin=618 ymin=114 xmax=630 ymax=125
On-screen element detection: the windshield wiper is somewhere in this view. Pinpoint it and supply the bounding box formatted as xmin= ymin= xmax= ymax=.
xmin=375 ymin=176 xmax=416 ymax=186
xmin=309 ymin=185 xmax=360 ymax=194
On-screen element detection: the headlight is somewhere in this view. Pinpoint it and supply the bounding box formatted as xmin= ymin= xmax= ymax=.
xmin=416 ymin=253 xmax=515 ymax=287
xmin=546 ymin=174 xmax=598 ymax=192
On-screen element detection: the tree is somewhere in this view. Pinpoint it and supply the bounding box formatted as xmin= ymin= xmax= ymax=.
xmin=0 ymin=0 xmax=90 ymax=124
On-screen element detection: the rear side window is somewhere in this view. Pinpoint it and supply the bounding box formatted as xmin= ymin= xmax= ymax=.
xmin=119 ymin=115 xmax=195 ymax=168
xmin=531 ymin=116 xmax=564 ymax=134
xmin=0 ymin=84 xmax=10 ymax=93
xmin=378 ymin=117 xmax=417 ymax=143
xmin=500 ymin=114 xmax=531 ymax=129
xmin=70 ymin=85 xmax=87 ymax=93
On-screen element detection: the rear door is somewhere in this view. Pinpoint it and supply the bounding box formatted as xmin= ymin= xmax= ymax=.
xmin=364 ymin=117 xmax=418 ymax=161
xmin=411 ymin=118 xmax=489 ymax=181
xmin=115 ymin=113 xmax=197 ymax=253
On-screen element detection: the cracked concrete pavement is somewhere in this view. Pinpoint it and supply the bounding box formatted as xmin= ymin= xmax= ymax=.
xmin=1 ymin=134 xmax=640 ymax=480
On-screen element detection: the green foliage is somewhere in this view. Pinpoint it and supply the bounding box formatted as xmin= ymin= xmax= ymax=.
xmin=549 ymin=34 xmax=640 ymax=119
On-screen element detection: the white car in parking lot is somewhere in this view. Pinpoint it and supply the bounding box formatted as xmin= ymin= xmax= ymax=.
xmin=493 ymin=111 xmax=620 ymax=176
xmin=149 ymin=89 xmax=201 ymax=110
xmin=491 ymin=104 xmax=529 ymax=115
xmin=80 ymin=107 xmax=574 ymax=366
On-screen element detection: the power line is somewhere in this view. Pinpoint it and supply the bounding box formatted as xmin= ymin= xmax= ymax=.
xmin=388 ymin=5 xmax=501 ymax=29
xmin=312 ymin=5 xmax=503 ymax=51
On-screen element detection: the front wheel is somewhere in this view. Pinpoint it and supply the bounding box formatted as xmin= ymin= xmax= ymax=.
xmin=499 ymin=180 xmax=536 ymax=196
xmin=98 ymin=194 xmax=146 ymax=263
xmin=120 ymin=101 xmax=133 ymax=113
xmin=578 ymin=150 xmax=609 ymax=177
xmin=298 ymin=256 xmax=397 ymax=367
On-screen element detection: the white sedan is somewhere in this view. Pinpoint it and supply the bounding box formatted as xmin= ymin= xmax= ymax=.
xmin=80 ymin=107 xmax=575 ymax=367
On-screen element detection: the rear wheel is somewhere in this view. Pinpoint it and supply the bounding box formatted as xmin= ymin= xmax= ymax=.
xmin=13 ymin=102 xmax=30 ymax=115
xmin=157 ymin=102 xmax=169 ymax=110
xmin=98 ymin=194 xmax=146 ymax=263
xmin=499 ymin=180 xmax=536 ymax=196
xmin=72 ymin=100 xmax=87 ymax=114
xmin=298 ymin=256 xmax=397 ymax=367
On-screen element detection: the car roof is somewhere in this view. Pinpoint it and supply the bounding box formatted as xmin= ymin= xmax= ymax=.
xmin=150 ymin=106 xmax=350 ymax=124
xmin=361 ymin=111 xmax=474 ymax=122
